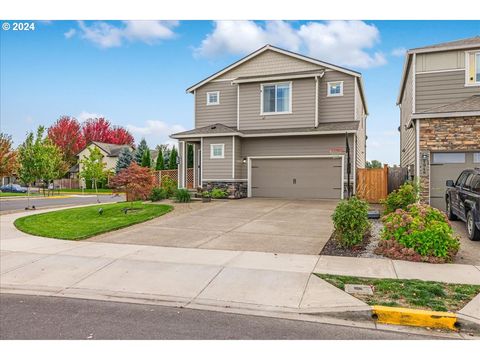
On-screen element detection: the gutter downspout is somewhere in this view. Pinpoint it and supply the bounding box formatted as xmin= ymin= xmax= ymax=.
xmin=315 ymin=75 xmax=319 ymax=128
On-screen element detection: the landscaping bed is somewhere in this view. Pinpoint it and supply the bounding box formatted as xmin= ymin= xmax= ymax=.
xmin=316 ymin=273 xmax=480 ymax=312
xmin=14 ymin=202 xmax=173 ymax=240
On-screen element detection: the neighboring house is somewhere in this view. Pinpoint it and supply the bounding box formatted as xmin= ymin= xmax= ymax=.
xmin=77 ymin=141 xmax=134 ymax=175
xmin=1 ymin=175 xmax=16 ymax=186
xmin=171 ymin=44 xmax=368 ymax=199
xmin=397 ymin=36 xmax=480 ymax=210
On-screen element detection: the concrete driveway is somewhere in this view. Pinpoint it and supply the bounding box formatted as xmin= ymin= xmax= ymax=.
xmin=451 ymin=221 xmax=480 ymax=265
xmin=91 ymin=199 xmax=337 ymax=255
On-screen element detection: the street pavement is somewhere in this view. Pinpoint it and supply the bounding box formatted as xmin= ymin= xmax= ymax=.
xmin=0 ymin=194 xmax=125 ymax=213
xmin=0 ymin=294 xmax=441 ymax=340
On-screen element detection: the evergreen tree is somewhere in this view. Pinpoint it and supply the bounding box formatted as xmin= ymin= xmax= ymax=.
xmin=155 ymin=147 xmax=164 ymax=170
xmin=134 ymin=138 xmax=149 ymax=164
xmin=141 ymin=149 xmax=152 ymax=168
xmin=169 ymin=146 xmax=178 ymax=170
xmin=116 ymin=147 xmax=133 ymax=173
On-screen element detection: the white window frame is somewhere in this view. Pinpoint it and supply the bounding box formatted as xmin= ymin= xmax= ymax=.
xmin=474 ymin=152 xmax=480 ymax=163
xmin=327 ymin=81 xmax=344 ymax=97
xmin=206 ymin=91 xmax=220 ymax=105
xmin=260 ymin=81 xmax=292 ymax=115
xmin=465 ymin=51 xmax=480 ymax=87
xmin=210 ymin=144 xmax=225 ymax=159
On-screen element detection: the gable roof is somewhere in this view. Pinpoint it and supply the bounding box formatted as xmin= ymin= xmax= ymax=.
xmin=186 ymin=45 xmax=361 ymax=93
xmin=186 ymin=44 xmax=367 ymax=114
xmin=409 ymin=36 xmax=480 ymax=54
xmin=397 ymin=36 xmax=480 ymax=105
xmin=78 ymin=141 xmax=133 ymax=157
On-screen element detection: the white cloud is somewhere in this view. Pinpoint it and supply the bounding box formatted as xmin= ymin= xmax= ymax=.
xmin=77 ymin=111 xmax=103 ymax=122
xmin=195 ymin=20 xmax=386 ymax=69
xmin=126 ymin=120 xmax=185 ymax=147
xmin=64 ymin=28 xmax=76 ymax=39
xmin=72 ymin=21 xmax=179 ymax=48
xmin=391 ymin=47 xmax=407 ymax=57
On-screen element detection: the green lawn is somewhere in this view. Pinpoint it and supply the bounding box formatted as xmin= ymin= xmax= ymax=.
xmin=14 ymin=202 xmax=173 ymax=240
xmin=316 ymin=273 xmax=480 ymax=312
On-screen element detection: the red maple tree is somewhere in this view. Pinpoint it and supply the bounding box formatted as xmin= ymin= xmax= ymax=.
xmin=47 ymin=116 xmax=86 ymax=166
xmin=82 ymin=118 xmax=134 ymax=146
xmin=109 ymin=126 xmax=134 ymax=145
xmin=109 ymin=162 xmax=155 ymax=202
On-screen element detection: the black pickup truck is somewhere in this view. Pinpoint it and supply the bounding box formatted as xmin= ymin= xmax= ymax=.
xmin=445 ymin=168 xmax=480 ymax=241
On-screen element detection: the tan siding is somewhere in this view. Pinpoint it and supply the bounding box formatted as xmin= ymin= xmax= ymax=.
xmin=202 ymin=137 xmax=233 ymax=180
xmin=239 ymin=78 xmax=315 ymax=130
xmin=217 ymin=49 xmax=323 ymax=79
xmin=416 ymin=50 xmax=465 ymax=72
xmin=415 ymin=70 xmax=480 ymax=112
xmin=195 ymin=81 xmax=237 ymax=128
xmin=318 ymin=71 xmax=355 ymax=122
xmin=241 ymin=134 xmax=353 ymax=180
xmin=77 ymin=145 xmax=115 ymax=175
xmin=400 ymin=63 xmax=416 ymax=169
xmin=356 ymin=113 xmax=366 ymax=168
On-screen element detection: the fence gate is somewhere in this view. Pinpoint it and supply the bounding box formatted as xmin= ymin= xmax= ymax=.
xmin=356 ymin=165 xmax=388 ymax=203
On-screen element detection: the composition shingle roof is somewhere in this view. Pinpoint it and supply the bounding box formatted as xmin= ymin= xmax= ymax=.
xmin=171 ymin=121 xmax=359 ymax=138
xmin=90 ymin=142 xmax=133 ymax=157
xmin=410 ymin=36 xmax=480 ymax=53
xmin=419 ymin=95 xmax=480 ymax=114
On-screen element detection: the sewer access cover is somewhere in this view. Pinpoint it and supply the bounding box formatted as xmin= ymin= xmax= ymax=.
xmin=345 ymin=284 xmax=374 ymax=295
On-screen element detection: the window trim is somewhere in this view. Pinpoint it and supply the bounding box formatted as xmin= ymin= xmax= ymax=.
xmin=465 ymin=51 xmax=480 ymax=87
xmin=432 ymin=152 xmax=466 ymax=164
xmin=206 ymin=91 xmax=220 ymax=106
xmin=327 ymin=81 xmax=344 ymax=97
xmin=260 ymin=81 xmax=292 ymax=115
xmin=474 ymin=152 xmax=480 ymax=163
xmin=210 ymin=143 xmax=225 ymax=159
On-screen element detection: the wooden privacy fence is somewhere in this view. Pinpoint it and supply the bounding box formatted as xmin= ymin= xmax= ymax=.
xmin=388 ymin=167 xmax=408 ymax=193
xmin=356 ymin=165 xmax=388 ymax=203
xmin=154 ymin=168 xmax=194 ymax=189
xmin=53 ymin=178 xmax=80 ymax=189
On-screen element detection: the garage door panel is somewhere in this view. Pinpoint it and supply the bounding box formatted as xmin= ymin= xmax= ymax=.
xmin=251 ymin=158 xmax=342 ymax=199
xmin=430 ymin=151 xmax=478 ymax=211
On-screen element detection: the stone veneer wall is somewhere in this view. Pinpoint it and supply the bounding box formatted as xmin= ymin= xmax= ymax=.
xmin=202 ymin=181 xmax=248 ymax=199
xmin=418 ymin=116 xmax=480 ymax=202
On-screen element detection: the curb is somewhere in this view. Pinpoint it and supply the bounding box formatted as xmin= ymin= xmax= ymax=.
xmin=372 ymin=305 xmax=458 ymax=331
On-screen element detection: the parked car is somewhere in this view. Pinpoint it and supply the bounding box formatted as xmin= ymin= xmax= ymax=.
xmin=445 ymin=169 xmax=480 ymax=241
xmin=0 ymin=184 xmax=28 ymax=193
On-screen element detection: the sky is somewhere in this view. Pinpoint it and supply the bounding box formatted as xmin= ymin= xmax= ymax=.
xmin=1 ymin=20 xmax=479 ymax=165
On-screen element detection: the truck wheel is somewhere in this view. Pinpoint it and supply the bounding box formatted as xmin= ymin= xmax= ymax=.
xmin=446 ymin=198 xmax=457 ymax=220
xmin=466 ymin=211 xmax=480 ymax=241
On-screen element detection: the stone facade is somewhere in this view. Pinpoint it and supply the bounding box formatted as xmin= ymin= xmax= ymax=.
xmin=202 ymin=181 xmax=248 ymax=199
xmin=418 ymin=116 xmax=480 ymax=202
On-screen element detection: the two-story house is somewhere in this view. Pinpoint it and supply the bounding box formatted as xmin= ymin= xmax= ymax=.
xmin=171 ymin=45 xmax=368 ymax=199
xmin=397 ymin=36 xmax=480 ymax=210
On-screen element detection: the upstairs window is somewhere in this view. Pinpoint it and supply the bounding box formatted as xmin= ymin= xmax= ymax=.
xmin=466 ymin=51 xmax=480 ymax=86
xmin=327 ymin=81 xmax=343 ymax=96
xmin=261 ymin=82 xmax=291 ymax=114
xmin=206 ymin=91 xmax=220 ymax=105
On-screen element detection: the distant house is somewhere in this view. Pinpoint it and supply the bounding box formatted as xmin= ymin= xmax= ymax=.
xmin=77 ymin=141 xmax=134 ymax=175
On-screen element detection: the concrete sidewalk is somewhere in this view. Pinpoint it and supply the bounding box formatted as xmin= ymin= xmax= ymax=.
xmin=1 ymin=208 xmax=479 ymax=328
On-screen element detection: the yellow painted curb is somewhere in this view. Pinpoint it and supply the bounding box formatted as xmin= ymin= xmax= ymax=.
xmin=372 ymin=305 xmax=458 ymax=331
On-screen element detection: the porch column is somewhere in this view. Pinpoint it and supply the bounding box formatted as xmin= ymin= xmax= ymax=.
xmin=177 ymin=140 xmax=186 ymax=189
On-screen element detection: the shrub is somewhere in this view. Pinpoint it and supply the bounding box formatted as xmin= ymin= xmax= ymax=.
xmin=160 ymin=175 xmax=177 ymax=197
xmin=150 ymin=187 xmax=168 ymax=201
xmin=202 ymin=191 xmax=211 ymax=198
xmin=382 ymin=181 xmax=419 ymax=214
xmin=211 ymin=187 xmax=228 ymax=199
xmin=381 ymin=204 xmax=459 ymax=261
xmin=110 ymin=162 xmax=155 ymax=202
xmin=174 ymin=188 xmax=191 ymax=203
xmin=331 ymin=197 xmax=370 ymax=248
